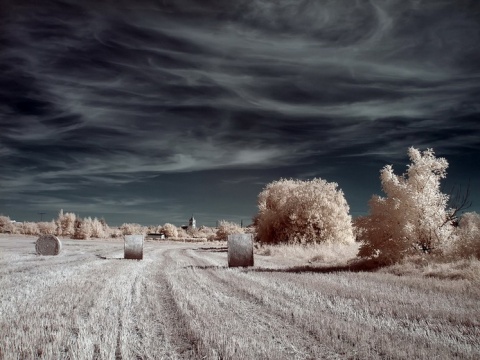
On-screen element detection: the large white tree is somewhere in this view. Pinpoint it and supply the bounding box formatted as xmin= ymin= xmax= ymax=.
xmin=255 ymin=178 xmax=355 ymax=244
xmin=357 ymin=147 xmax=457 ymax=264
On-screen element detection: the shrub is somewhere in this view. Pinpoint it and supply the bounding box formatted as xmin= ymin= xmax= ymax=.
xmin=18 ymin=222 xmax=39 ymax=235
xmin=176 ymin=227 xmax=188 ymax=239
xmin=357 ymin=147 xmax=457 ymax=264
xmin=0 ymin=215 xmax=14 ymax=233
xmin=120 ymin=223 xmax=146 ymax=235
xmin=255 ymin=178 xmax=355 ymax=245
xmin=147 ymin=225 xmax=163 ymax=234
xmin=37 ymin=221 xmax=57 ymax=235
xmin=450 ymin=212 xmax=480 ymax=259
xmin=216 ymin=220 xmax=244 ymax=241
xmin=161 ymin=223 xmax=178 ymax=238
xmin=109 ymin=227 xmax=123 ymax=238
xmin=99 ymin=218 xmax=111 ymax=238
xmin=74 ymin=217 xmax=93 ymax=239
xmin=187 ymin=227 xmax=200 ymax=238
xmin=55 ymin=209 xmax=76 ymax=237
xmin=184 ymin=225 xmax=217 ymax=239
xmin=91 ymin=217 xmax=108 ymax=238
xmin=196 ymin=225 xmax=216 ymax=239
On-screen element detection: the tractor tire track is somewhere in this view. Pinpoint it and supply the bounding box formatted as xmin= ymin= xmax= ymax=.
xmin=148 ymin=247 xmax=209 ymax=359
xmin=174 ymin=246 xmax=475 ymax=359
xmin=160 ymin=248 xmax=329 ymax=358
xmin=2 ymin=238 xmax=479 ymax=360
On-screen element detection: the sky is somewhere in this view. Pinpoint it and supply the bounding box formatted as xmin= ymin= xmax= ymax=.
xmin=1 ymin=0 xmax=479 ymax=227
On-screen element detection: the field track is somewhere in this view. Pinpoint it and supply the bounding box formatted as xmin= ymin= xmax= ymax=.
xmin=1 ymin=235 xmax=479 ymax=359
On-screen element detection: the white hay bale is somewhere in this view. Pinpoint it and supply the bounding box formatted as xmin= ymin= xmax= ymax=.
xmin=228 ymin=233 xmax=254 ymax=267
xmin=35 ymin=234 xmax=62 ymax=256
xmin=124 ymin=234 xmax=144 ymax=260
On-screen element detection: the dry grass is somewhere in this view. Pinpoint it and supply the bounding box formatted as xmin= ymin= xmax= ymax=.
xmin=0 ymin=235 xmax=183 ymax=359
xmin=1 ymin=234 xmax=479 ymax=359
xmin=380 ymin=255 xmax=480 ymax=282
xmin=255 ymin=241 xmax=360 ymax=266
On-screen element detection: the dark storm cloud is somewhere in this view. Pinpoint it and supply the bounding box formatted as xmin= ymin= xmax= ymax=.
xmin=1 ymin=0 xmax=479 ymax=223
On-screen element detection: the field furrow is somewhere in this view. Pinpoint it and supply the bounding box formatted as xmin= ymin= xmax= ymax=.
xmin=1 ymin=236 xmax=479 ymax=360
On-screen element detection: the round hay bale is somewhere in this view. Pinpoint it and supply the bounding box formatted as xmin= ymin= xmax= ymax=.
xmin=36 ymin=235 xmax=62 ymax=256
xmin=228 ymin=234 xmax=254 ymax=267
xmin=124 ymin=235 xmax=144 ymax=260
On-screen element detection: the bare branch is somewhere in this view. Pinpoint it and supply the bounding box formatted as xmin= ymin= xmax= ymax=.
xmin=443 ymin=180 xmax=472 ymax=226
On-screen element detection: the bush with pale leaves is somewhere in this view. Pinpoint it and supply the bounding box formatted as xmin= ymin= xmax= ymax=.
xmin=17 ymin=222 xmax=39 ymax=235
xmin=73 ymin=217 xmax=93 ymax=239
xmin=109 ymin=227 xmax=123 ymax=238
xmin=91 ymin=217 xmax=109 ymax=238
xmin=195 ymin=225 xmax=216 ymax=239
xmin=56 ymin=209 xmax=76 ymax=237
xmin=450 ymin=212 xmax=480 ymax=259
xmin=176 ymin=227 xmax=189 ymax=239
xmin=147 ymin=225 xmax=163 ymax=234
xmin=120 ymin=223 xmax=146 ymax=236
xmin=161 ymin=223 xmax=178 ymax=238
xmin=255 ymin=178 xmax=355 ymax=245
xmin=0 ymin=215 xmax=14 ymax=233
xmin=357 ymin=147 xmax=456 ymax=264
xmin=215 ymin=220 xmax=244 ymax=241
xmin=37 ymin=221 xmax=57 ymax=235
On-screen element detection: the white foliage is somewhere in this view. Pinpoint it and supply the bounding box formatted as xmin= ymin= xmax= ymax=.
xmin=120 ymin=223 xmax=146 ymax=236
xmin=450 ymin=212 xmax=480 ymax=259
xmin=18 ymin=222 xmax=40 ymax=235
xmin=91 ymin=217 xmax=108 ymax=238
xmin=216 ymin=220 xmax=244 ymax=241
xmin=56 ymin=209 xmax=76 ymax=237
xmin=75 ymin=217 xmax=93 ymax=240
xmin=37 ymin=221 xmax=57 ymax=235
xmin=255 ymin=178 xmax=355 ymax=244
xmin=357 ymin=147 xmax=456 ymax=264
xmin=162 ymin=223 xmax=178 ymax=238
xmin=0 ymin=215 xmax=14 ymax=233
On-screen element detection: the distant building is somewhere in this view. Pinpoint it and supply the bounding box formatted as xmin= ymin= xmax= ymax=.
xmin=188 ymin=215 xmax=196 ymax=230
xmin=146 ymin=233 xmax=165 ymax=240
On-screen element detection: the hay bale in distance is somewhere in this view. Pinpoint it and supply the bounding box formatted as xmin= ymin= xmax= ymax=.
xmin=36 ymin=234 xmax=62 ymax=256
xmin=124 ymin=235 xmax=144 ymax=260
xmin=228 ymin=233 xmax=254 ymax=267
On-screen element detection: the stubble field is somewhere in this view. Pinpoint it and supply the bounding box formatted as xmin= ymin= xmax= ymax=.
xmin=0 ymin=234 xmax=479 ymax=360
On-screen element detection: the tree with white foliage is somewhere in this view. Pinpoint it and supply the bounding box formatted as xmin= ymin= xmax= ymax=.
xmin=56 ymin=209 xmax=76 ymax=237
xmin=215 ymin=220 xmax=244 ymax=241
xmin=255 ymin=178 xmax=355 ymax=244
xmin=0 ymin=215 xmax=14 ymax=233
xmin=450 ymin=212 xmax=480 ymax=259
xmin=162 ymin=223 xmax=178 ymax=238
xmin=357 ymin=147 xmax=457 ymax=264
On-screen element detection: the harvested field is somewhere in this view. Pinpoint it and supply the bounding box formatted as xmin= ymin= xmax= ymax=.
xmin=0 ymin=234 xmax=479 ymax=359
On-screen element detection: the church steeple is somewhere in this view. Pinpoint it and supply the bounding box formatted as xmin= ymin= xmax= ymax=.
xmin=188 ymin=214 xmax=196 ymax=229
